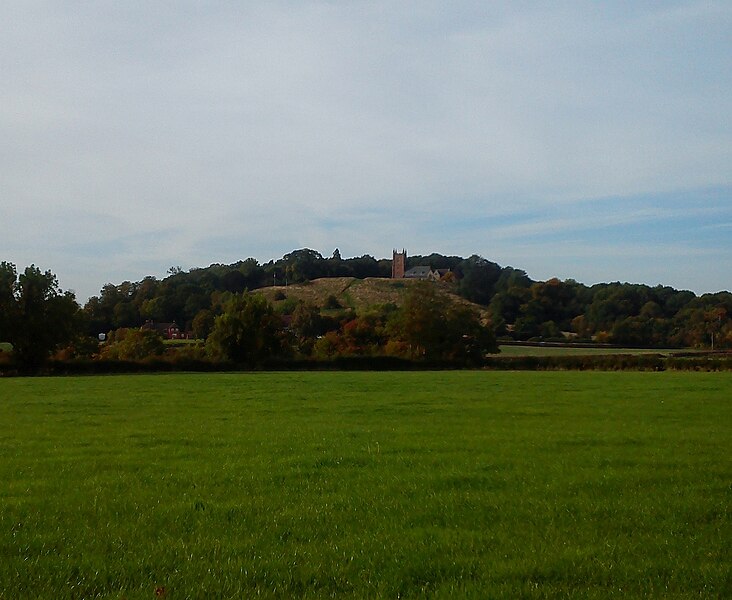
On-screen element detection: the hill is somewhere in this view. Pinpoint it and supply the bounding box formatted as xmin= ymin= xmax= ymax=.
xmin=256 ymin=277 xmax=490 ymax=321
xmin=78 ymin=247 xmax=732 ymax=349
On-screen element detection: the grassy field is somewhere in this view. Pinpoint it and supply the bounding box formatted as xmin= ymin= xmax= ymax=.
xmin=496 ymin=344 xmax=689 ymax=357
xmin=0 ymin=372 xmax=730 ymax=599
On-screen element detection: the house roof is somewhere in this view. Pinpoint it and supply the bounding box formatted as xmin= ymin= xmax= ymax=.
xmin=404 ymin=266 xmax=435 ymax=279
xmin=141 ymin=321 xmax=179 ymax=332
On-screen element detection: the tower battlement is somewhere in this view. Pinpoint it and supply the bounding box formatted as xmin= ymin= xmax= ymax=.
xmin=392 ymin=249 xmax=406 ymax=279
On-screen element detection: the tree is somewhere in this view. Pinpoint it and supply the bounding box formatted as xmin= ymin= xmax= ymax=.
xmin=290 ymin=302 xmax=324 ymax=354
xmin=100 ymin=328 xmax=165 ymax=361
xmin=395 ymin=283 xmax=444 ymax=357
xmin=443 ymin=303 xmax=499 ymax=361
xmin=0 ymin=263 xmax=82 ymax=371
xmin=113 ymin=301 xmax=139 ymax=328
xmin=221 ymin=269 xmax=247 ymax=293
xmin=458 ymin=255 xmax=503 ymax=305
xmin=206 ymin=294 xmax=288 ymax=363
xmin=192 ymin=309 xmax=215 ymax=340
xmin=392 ymin=283 xmax=497 ymax=361
xmin=488 ymin=284 xmax=531 ymax=328
xmin=276 ymin=249 xmax=326 ymax=283
xmin=340 ymin=314 xmax=388 ymax=355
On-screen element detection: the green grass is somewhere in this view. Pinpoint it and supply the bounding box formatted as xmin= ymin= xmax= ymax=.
xmin=0 ymin=372 xmax=730 ymax=599
xmin=162 ymin=339 xmax=202 ymax=347
xmin=497 ymin=344 xmax=690 ymax=357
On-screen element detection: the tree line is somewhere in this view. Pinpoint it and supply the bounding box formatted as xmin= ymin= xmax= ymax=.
xmin=2 ymin=249 xmax=732 ymax=371
xmin=1 ymin=258 xmax=495 ymax=371
xmin=80 ymin=248 xmax=731 ymax=349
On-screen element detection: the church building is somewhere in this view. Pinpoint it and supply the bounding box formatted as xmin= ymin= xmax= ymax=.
xmin=391 ymin=249 xmax=450 ymax=281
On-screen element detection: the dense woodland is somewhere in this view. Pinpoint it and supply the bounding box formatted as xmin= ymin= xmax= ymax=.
xmin=82 ymin=248 xmax=731 ymax=349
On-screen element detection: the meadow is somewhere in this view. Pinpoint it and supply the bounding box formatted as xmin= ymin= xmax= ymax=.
xmin=0 ymin=372 xmax=730 ymax=599
xmin=496 ymin=344 xmax=688 ymax=357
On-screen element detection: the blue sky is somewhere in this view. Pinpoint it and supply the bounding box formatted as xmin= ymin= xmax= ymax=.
xmin=1 ymin=1 xmax=730 ymax=301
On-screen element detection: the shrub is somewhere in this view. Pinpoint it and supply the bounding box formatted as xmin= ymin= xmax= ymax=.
xmin=324 ymin=294 xmax=341 ymax=309
xmin=276 ymin=297 xmax=299 ymax=315
xmin=99 ymin=329 xmax=165 ymax=361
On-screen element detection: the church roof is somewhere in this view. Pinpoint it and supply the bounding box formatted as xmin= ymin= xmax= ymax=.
xmin=404 ymin=266 xmax=434 ymax=279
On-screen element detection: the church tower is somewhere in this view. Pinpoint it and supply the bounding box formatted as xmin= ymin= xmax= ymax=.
xmin=392 ymin=249 xmax=406 ymax=279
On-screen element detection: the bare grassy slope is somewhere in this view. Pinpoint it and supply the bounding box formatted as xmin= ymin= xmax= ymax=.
xmin=256 ymin=277 xmax=489 ymax=318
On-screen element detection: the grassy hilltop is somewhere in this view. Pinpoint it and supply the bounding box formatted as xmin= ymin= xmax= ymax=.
xmin=256 ymin=276 xmax=489 ymax=319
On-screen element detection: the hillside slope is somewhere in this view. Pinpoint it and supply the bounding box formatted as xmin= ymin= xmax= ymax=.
xmin=256 ymin=277 xmax=490 ymax=320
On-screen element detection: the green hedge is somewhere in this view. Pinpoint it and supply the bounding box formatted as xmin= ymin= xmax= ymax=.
xmin=2 ymin=353 xmax=732 ymax=377
xmin=483 ymin=354 xmax=666 ymax=371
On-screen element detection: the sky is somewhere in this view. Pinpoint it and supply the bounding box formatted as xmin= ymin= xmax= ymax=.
xmin=2 ymin=1 xmax=731 ymax=302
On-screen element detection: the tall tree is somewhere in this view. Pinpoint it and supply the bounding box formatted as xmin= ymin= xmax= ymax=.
xmin=0 ymin=263 xmax=82 ymax=371
xmin=394 ymin=283 xmax=497 ymax=361
xmin=206 ymin=294 xmax=288 ymax=363
xmin=457 ymin=255 xmax=503 ymax=305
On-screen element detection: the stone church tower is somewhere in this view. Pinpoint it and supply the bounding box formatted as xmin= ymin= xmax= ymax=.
xmin=392 ymin=249 xmax=406 ymax=279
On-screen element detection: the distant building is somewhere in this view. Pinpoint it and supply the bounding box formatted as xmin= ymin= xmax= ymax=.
xmin=404 ymin=266 xmax=440 ymax=281
xmin=392 ymin=249 xmax=406 ymax=279
xmin=392 ymin=249 xmax=452 ymax=281
xmin=141 ymin=321 xmax=187 ymax=339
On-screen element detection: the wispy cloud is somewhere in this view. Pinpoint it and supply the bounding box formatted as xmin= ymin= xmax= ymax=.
xmin=484 ymin=203 xmax=731 ymax=241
